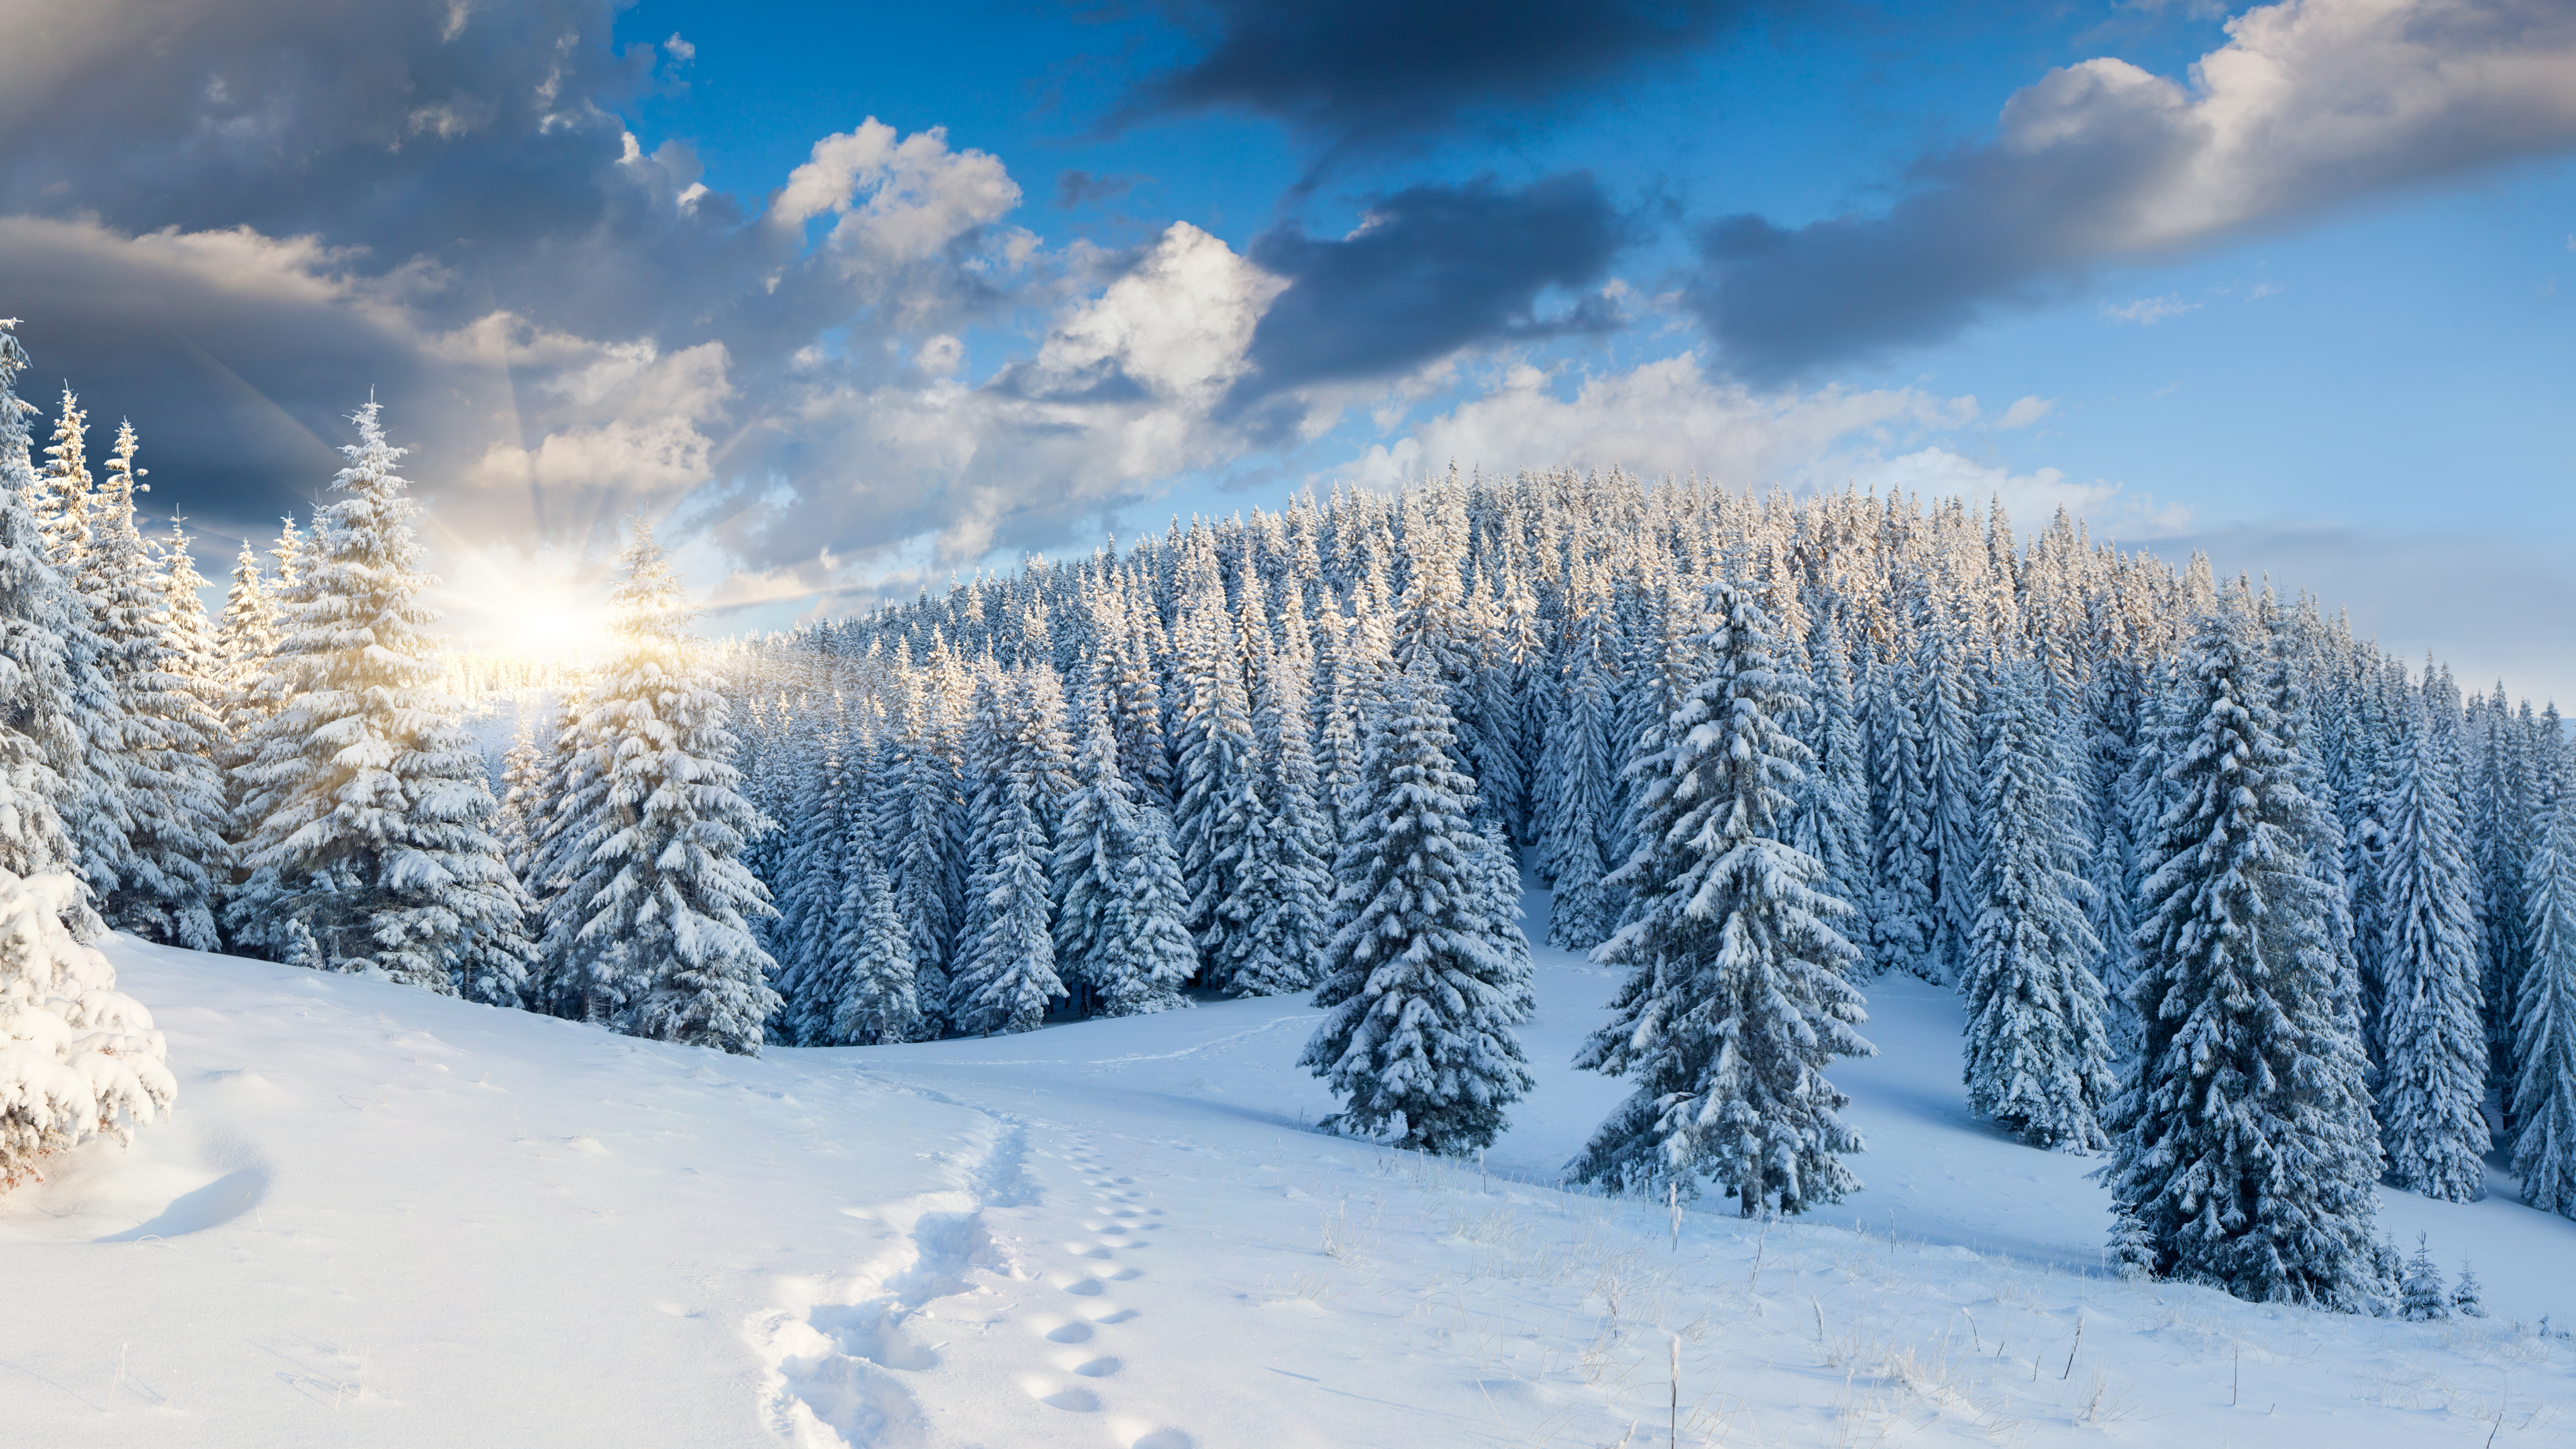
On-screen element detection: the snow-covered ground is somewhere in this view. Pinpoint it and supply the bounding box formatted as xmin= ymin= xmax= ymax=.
xmin=8 ymin=888 xmax=2576 ymax=1446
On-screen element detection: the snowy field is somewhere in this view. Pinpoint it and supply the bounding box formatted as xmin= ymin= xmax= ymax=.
xmin=7 ymin=888 xmax=2576 ymax=1448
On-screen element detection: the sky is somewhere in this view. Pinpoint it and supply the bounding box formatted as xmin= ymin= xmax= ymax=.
xmin=1 ymin=0 xmax=2570 ymax=702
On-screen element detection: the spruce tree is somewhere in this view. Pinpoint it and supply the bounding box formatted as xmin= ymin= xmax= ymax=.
xmin=2375 ymin=688 xmax=2492 ymax=1201
xmin=546 ymin=517 xmax=777 ymax=1051
xmin=806 ymin=722 xmax=922 ymax=1046
xmin=86 ymin=423 xmax=225 ymax=949
xmin=2398 ymin=1235 xmax=2450 ymax=1322
xmin=31 ymin=388 xmax=141 ymax=918
xmin=1960 ymin=661 xmax=2115 ymax=1152
xmin=1301 ymin=661 xmax=1534 ymax=1155
xmin=1231 ymin=612 xmax=1332 ymax=995
xmin=1866 ymin=664 xmax=1936 ymax=981
xmin=1543 ymin=575 xmax=1624 ymax=949
xmin=225 ymin=401 xmax=533 ymax=999
xmin=1569 ymin=584 xmax=1874 ymax=1215
xmin=829 ymin=798 xmax=923 ymax=1045
xmin=1052 ymin=690 xmax=1193 ymax=1016
xmin=0 ymin=321 xmax=89 ymax=910
xmin=2100 ymin=605 xmax=2381 ymax=1307
xmin=950 ymin=668 xmax=1069 ymax=1036
xmin=2511 ymin=794 xmax=2576 ymax=1218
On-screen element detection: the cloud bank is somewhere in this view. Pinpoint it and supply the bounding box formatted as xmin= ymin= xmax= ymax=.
xmin=1689 ymin=0 xmax=2576 ymax=375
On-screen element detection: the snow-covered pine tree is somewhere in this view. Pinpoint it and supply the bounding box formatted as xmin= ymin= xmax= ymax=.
xmin=30 ymin=389 xmax=141 ymax=922
xmin=85 ymin=423 xmax=224 ymax=949
xmin=0 ymin=323 xmax=91 ymax=916
xmin=228 ymin=401 xmax=534 ymax=996
xmin=1051 ymin=688 xmax=1193 ymax=1016
xmin=1231 ymin=602 xmax=1332 ymax=996
xmin=1960 ymin=659 xmax=2115 ymax=1152
xmin=154 ymin=523 xmax=226 ymax=739
xmin=950 ymin=667 xmax=1069 ymax=1035
xmin=1865 ymin=661 xmax=1935 ymax=981
xmin=780 ymin=718 xmax=863 ymax=1044
xmin=546 ymin=517 xmax=776 ymax=1051
xmin=893 ymin=678 xmax=967 ymax=1030
xmin=1301 ymin=660 xmax=1534 ymax=1156
xmin=1171 ymin=535 xmax=1260 ymax=979
xmin=2511 ymin=792 xmax=2576 ymax=1218
xmin=2100 ymin=604 xmax=2381 ymax=1307
xmin=1790 ymin=608 xmax=1872 ymax=937
xmin=2375 ymin=685 xmax=2492 ymax=1201
xmin=1569 ymin=583 xmax=1874 ymax=1215
xmin=769 ymin=717 xmax=851 ymax=1042
xmin=0 ymin=868 xmax=177 ymax=1187
xmin=2451 ymin=1263 xmax=2485 ymax=1318
xmin=1915 ymin=623 xmax=1980 ymax=983
xmin=828 ymin=773 xmax=923 ymax=1045
xmin=2398 ymin=1235 xmax=2450 ymax=1322
xmin=1542 ymin=567 xmax=1623 ymax=950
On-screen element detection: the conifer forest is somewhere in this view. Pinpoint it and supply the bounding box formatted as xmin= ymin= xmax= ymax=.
xmin=5 ymin=313 xmax=2575 ymax=1322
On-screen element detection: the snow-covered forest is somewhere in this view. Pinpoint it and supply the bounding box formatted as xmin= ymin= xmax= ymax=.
xmin=7 ymin=315 xmax=2575 ymax=1318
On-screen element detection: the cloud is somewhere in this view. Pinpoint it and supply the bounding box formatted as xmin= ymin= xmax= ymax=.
xmin=1331 ymin=352 xmax=1976 ymax=492
xmin=1230 ymin=173 xmax=1631 ymax=408
xmin=1111 ymin=0 xmax=1777 ymax=157
xmin=1688 ymin=0 xmax=2576 ymax=376
xmin=1056 ymin=170 xmax=1144 ymax=209
xmin=1996 ymin=395 xmax=2054 ymax=427
xmin=1855 ymin=447 xmax=2193 ymax=539
xmin=2100 ymin=294 xmax=2201 ymax=325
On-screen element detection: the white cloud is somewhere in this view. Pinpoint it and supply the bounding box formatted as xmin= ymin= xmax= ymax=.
xmin=1997 ymin=394 xmax=2055 ymax=428
xmin=1699 ymin=0 xmax=2576 ymax=370
xmin=1330 ymin=353 xmax=1976 ymax=494
xmin=2102 ymin=294 xmax=2202 ymax=325
xmin=1857 ymin=447 xmax=2194 ymax=538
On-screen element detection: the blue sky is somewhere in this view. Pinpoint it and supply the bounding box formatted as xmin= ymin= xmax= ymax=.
xmin=1 ymin=0 xmax=2569 ymax=699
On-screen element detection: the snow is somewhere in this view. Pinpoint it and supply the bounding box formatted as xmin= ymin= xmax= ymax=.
xmin=7 ymin=883 xmax=2576 ymax=1446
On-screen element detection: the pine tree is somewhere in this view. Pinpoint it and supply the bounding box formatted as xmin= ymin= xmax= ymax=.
xmin=1916 ymin=625 xmax=1981 ymax=981
xmin=546 ymin=517 xmax=777 ymax=1051
xmin=2398 ymin=1235 xmax=2450 ymax=1322
xmin=85 ymin=423 xmax=225 ymax=949
xmin=2511 ymin=794 xmax=2576 ymax=1218
xmin=1960 ymin=661 xmax=2116 ymax=1152
xmin=1052 ymin=689 xmax=1193 ymax=1016
xmin=2376 ymin=688 xmax=2492 ymax=1201
xmin=228 ymin=402 xmax=534 ymax=996
xmin=1231 ymin=610 xmax=1332 ymax=996
xmin=30 ymin=388 xmax=141 ymax=920
xmin=1866 ymin=663 xmax=1936 ymax=981
xmin=829 ymin=804 xmax=923 ymax=1045
xmin=812 ymin=724 xmax=922 ymax=1046
xmin=1569 ymin=584 xmax=1874 ymax=1214
xmin=2451 ymin=1263 xmax=2486 ymax=1318
xmin=0 ymin=323 xmax=92 ymax=922
xmin=1301 ymin=661 xmax=1534 ymax=1156
xmin=2100 ymin=604 xmax=2381 ymax=1308
xmin=950 ymin=669 xmax=1069 ymax=1036
xmin=1543 ymin=574 xmax=1624 ymax=949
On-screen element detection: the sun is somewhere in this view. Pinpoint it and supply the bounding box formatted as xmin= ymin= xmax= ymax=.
xmin=431 ymin=547 xmax=621 ymax=671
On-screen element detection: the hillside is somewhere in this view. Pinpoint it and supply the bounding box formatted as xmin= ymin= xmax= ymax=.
xmin=5 ymin=885 xmax=2573 ymax=1448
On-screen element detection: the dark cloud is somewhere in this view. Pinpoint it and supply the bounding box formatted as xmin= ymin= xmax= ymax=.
xmin=1055 ymin=170 xmax=1144 ymax=208
xmin=1230 ymin=172 xmax=1631 ymax=408
xmin=1686 ymin=0 xmax=2576 ymax=378
xmin=1112 ymin=0 xmax=1776 ymax=153
xmin=0 ymin=0 xmax=1046 ymax=586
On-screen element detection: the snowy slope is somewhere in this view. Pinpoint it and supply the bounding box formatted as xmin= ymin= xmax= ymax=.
xmin=6 ymin=891 xmax=2575 ymax=1447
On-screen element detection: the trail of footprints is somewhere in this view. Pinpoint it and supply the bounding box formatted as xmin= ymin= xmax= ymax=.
xmin=1020 ymin=1137 xmax=1191 ymax=1449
